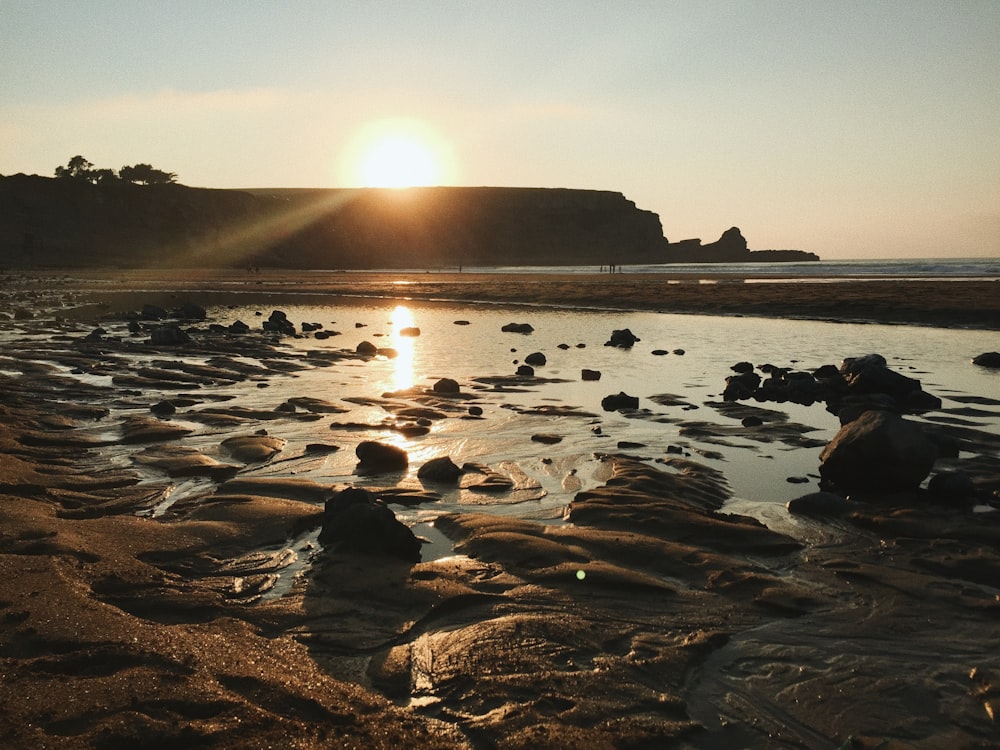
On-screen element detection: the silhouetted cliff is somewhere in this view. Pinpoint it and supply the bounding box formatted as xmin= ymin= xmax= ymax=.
xmin=0 ymin=175 xmax=816 ymax=268
xmin=0 ymin=176 xmax=671 ymax=269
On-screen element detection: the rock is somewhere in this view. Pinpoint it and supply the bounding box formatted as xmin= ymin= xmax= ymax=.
xmin=318 ymin=487 xmax=421 ymax=562
xmin=501 ymin=322 xmax=534 ymax=334
xmin=524 ymin=352 xmax=547 ymax=366
xmin=840 ymin=353 xmax=921 ymax=399
xmin=174 ymin=302 xmax=207 ymax=320
xmin=301 ymin=322 xmax=323 ymax=332
xmin=356 ymin=340 xmax=378 ymax=357
xmin=927 ymin=471 xmax=976 ymax=503
xmin=673 ymin=349 xmax=685 ymax=355
xmin=141 ymin=303 xmax=168 ymax=320
xmin=149 ymin=325 xmax=191 ymax=346
xmin=220 ymin=434 xmax=286 ymax=463
xmin=516 ymin=365 xmax=535 ymax=377
xmin=263 ymin=310 xmax=295 ymax=335
xmin=601 ymin=392 xmax=639 ymax=411
xmin=731 ymin=361 xmax=755 ymax=374
xmin=229 ymin=320 xmax=250 ymax=334
xmin=531 ymin=434 xmax=563 ymax=444
xmin=432 ymin=378 xmax=460 ymax=394
xmin=972 ymin=352 xmax=1000 ymax=368
xmin=605 ymin=328 xmax=640 ymax=348
xmin=399 ymin=326 xmax=420 ymax=337
xmin=468 ymin=406 xmax=483 ymax=417
xmin=304 ymin=443 xmax=340 ymax=454
xmin=150 ymin=400 xmax=176 ymax=417
xmin=723 ymin=372 xmax=760 ymax=401
xmin=356 ymin=440 xmax=409 ymax=474
xmin=581 ymin=369 xmax=602 ymax=381
xmin=651 ymin=349 xmax=669 ymax=356
xmin=454 ymin=320 xmax=471 ymax=325
xmin=741 ymin=416 xmax=764 ymax=427
xmin=786 ymin=491 xmax=852 ymax=518
xmin=819 ymin=410 xmax=938 ymax=493
xmin=418 ymin=456 xmax=464 ymax=484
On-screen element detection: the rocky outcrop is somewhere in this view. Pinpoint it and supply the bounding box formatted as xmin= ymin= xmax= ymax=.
xmin=662 ymin=227 xmax=818 ymax=263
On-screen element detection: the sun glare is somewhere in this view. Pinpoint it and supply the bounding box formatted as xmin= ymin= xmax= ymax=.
xmin=341 ymin=118 xmax=455 ymax=189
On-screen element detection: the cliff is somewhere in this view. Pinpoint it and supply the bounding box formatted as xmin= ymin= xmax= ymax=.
xmin=0 ymin=176 xmax=669 ymax=269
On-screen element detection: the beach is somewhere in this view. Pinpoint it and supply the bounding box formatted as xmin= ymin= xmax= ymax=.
xmin=1 ymin=269 xmax=999 ymax=749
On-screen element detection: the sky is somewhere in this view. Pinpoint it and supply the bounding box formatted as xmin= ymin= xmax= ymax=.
xmin=2 ymin=1 xmax=998 ymax=260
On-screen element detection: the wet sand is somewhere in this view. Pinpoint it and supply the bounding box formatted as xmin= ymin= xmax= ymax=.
xmin=1 ymin=270 xmax=999 ymax=748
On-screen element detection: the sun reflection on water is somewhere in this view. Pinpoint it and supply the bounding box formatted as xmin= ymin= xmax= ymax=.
xmin=390 ymin=304 xmax=416 ymax=391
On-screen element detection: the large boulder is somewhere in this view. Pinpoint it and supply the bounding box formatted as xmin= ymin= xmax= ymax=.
xmin=418 ymin=456 xmax=464 ymax=484
xmin=819 ymin=410 xmax=938 ymax=493
xmin=263 ymin=310 xmax=295 ymax=335
xmin=318 ymin=487 xmax=421 ymax=562
xmin=838 ymin=354 xmax=940 ymax=412
xmin=601 ymin=392 xmax=640 ymax=411
xmin=149 ymin=325 xmax=191 ymax=346
xmin=972 ymin=352 xmax=1000 ymax=368
xmin=356 ymin=440 xmax=409 ymax=474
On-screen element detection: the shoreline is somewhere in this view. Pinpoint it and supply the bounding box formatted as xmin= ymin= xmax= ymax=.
xmin=24 ymin=268 xmax=1000 ymax=329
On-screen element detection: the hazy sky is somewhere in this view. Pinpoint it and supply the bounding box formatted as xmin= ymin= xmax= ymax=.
xmin=2 ymin=1 xmax=998 ymax=259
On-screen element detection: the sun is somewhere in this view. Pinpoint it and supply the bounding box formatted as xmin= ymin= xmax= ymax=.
xmin=360 ymin=136 xmax=437 ymax=188
xmin=341 ymin=118 xmax=455 ymax=189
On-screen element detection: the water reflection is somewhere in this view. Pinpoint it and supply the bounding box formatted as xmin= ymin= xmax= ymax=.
xmin=390 ymin=304 xmax=416 ymax=391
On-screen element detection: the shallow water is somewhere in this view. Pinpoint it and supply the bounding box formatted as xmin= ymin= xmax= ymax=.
xmin=197 ymin=300 xmax=1000 ymax=536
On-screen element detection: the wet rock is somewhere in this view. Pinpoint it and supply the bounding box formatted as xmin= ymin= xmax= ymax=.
xmin=819 ymin=410 xmax=938 ymax=493
xmin=786 ymin=491 xmax=852 ymax=518
xmin=399 ymin=327 xmax=420 ymax=337
xmin=418 ymin=456 xmax=464 ymax=484
xmin=432 ymin=378 xmax=460 ymax=394
xmin=263 ymin=310 xmax=295 ymax=335
xmin=840 ymin=353 xmax=921 ymax=400
xmin=150 ymin=400 xmax=176 ymax=417
xmin=601 ymin=392 xmax=639 ymax=411
xmin=318 ymin=487 xmax=421 ymax=562
xmin=356 ymin=340 xmax=378 ymax=357
xmin=174 ymin=302 xmax=207 ymax=320
xmin=314 ymin=330 xmax=341 ymax=339
xmin=468 ymin=406 xmax=483 ymax=417
xmin=581 ymin=369 xmax=602 ymax=381
xmin=149 ymin=325 xmax=191 ymax=346
xmin=305 ymin=443 xmax=341 ymax=454
xmin=651 ymin=349 xmax=669 ymax=356
xmin=141 ymin=303 xmax=168 ymax=320
xmin=501 ymin=322 xmax=534 ymax=334
xmin=356 ymin=440 xmax=409 ymax=474
xmin=516 ymin=365 xmax=534 ymax=377
xmin=524 ymin=352 xmax=547 ymax=366
xmin=604 ymin=328 xmax=640 ymax=348
xmin=229 ymin=320 xmax=250 ymax=334
xmin=673 ymin=349 xmax=685 ymax=355
xmin=120 ymin=416 xmax=194 ymax=443
xmin=531 ymin=434 xmax=563 ymax=444
xmin=927 ymin=471 xmax=976 ymax=504
xmin=741 ymin=416 xmax=764 ymax=427
xmin=220 ymin=434 xmax=286 ymax=463
xmin=972 ymin=352 xmax=1000 ymax=368
xmin=731 ymin=361 xmax=755 ymax=374
xmin=301 ymin=322 xmax=323 ymax=332
xmin=454 ymin=320 xmax=471 ymax=325
xmin=723 ymin=372 xmax=760 ymax=401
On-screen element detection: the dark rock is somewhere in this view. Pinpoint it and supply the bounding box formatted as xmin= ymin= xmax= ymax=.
xmin=304 ymin=443 xmax=341 ymax=454
xmin=229 ymin=320 xmax=250 ymax=334
xmin=141 ymin=303 xmax=168 ymax=320
xmin=301 ymin=322 xmax=323 ymax=332
xmin=581 ymin=369 xmax=602 ymax=381
xmin=432 ymin=378 xmax=461 ymax=394
xmin=318 ymin=487 xmax=421 ymax=562
xmin=604 ymin=328 xmax=640 ymax=348
xmin=531 ymin=434 xmax=563 ymax=444
xmin=819 ymin=410 xmax=938 ymax=493
xmin=731 ymin=361 xmax=755 ymax=374
xmin=741 ymin=416 xmax=764 ymax=427
xmin=972 ymin=352 xmax=1000 ymax=368
xmin=524 ymin=352 xmax=547 ymax=366
xmin=314 ymin=330 xmax=341 ymax=340
xmin=673 ymin=349 xmax=685 ymax=355
xmin=174 ymin=302 xmax=207 ymax=320
xmin=601 ymin=392 xmax=639 ymax=411
xmin=150 ymin=400 xmax=176 ymax=417
xmin=263 ymin=310 xmax=295 ymax=335
xmin=840 ymin=353 xmax=921 ymax=398
xmin=454 ymin=320 xmax=471 ymax=325
xmin=927 ymin=471 xmax=976 ymax=503
xmin=356 ymin=340 xmax=378 ymax=357
xmin=502 ymin=322 xmax=534 ymax=334
xmin=468 ymin=406 xmax=483 ymax=417
xmin=149 ymin=325 xmax=191 ymax=346
xmin=220 ymin=434 xmax=286 ymax=463
xmin=651 ymin=349 xmax=669 ymax=356
xmin=418 ymin=456 xmax=464 ymax=483
xmin=723 ymin=372 xmax=760 ymax=401
xmin=786 ymin=491 xmax=851 ymax=518
xmin=356 ymin=440 xmax=409 ymax=474
xmin=516 ymin=365 xmax=535 ymax=377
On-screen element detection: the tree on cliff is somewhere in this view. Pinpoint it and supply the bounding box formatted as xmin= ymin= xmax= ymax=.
xmin=54 ymin=155 xmax=96 ymax=182
xmin=53 ymin=156 xmax=178 ymax=186
xmin=119 ymin=163 xmax=177 ymax=185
